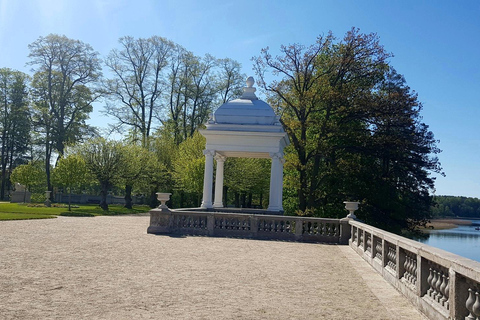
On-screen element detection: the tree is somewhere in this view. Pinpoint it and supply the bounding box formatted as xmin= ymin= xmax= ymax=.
xmin=118 ymin=144 xmax=165 ymax=209
xmin=79 ymin=138 xmax=125 ymax=211
xmin=254 ymin=28 xmax=442 ymax=232
xmin=28 ymin=34 xmax=101 ymax=193
xmin=10 ymin=162 xmax=44 ymax=202
xmin=215 ymin=58 xmax=245 ymax=104
xmin=172 ymin=131 xmax=206 ymax=206
xmin=224 ymin=158 xmax=270 ymax=208
xmin=104 ymin=36 xmax=174 ymax=148
xmin=52 ymin=154 xmax=91 ymax=210
xmin=0 ymin=68 xmax=31 ymax=200
xmin=353 ymin=69 xmax=443 ymax=231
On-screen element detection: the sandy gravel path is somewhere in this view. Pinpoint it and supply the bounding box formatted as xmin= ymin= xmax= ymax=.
xmin=0 ymin=216 xmax=426 ymax=319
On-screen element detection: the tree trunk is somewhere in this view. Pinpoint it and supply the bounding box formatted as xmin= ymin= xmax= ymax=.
xmin=149 ymin=191 xmax=158 ymax=208
xmin=247 ymin=193 xmax=252 ymax=208
xmin=234 ymin=192 xmax=240 ymax=208
xmin=124 ymin=184 xmax=133 ymax=209
xmin=68 ymin=187 xmax=72 ymax=211
xmin=0 ymin=127 xmax=7 ymax=200
xmin=241 ymin=193 xmax=246 ymax=208
xmin=298 ymin=167 xmax=308 ymax=212
xmin=180 ymin=190 xmax=185 ymax=208
xmin=223 ymin=186 xmax=228 ymax=207
xmin=99 ymin=184 xmax=109 ymax=211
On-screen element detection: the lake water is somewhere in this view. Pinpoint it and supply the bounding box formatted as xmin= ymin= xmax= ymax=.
xmin=414 ymin=222 xmax=480 ymax=263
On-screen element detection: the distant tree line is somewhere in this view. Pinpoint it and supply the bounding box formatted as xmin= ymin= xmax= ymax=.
xmin=1 ymin=29 xmax=444 ymax=233
xmin=432 ymin=196 xmax=480 ymax=218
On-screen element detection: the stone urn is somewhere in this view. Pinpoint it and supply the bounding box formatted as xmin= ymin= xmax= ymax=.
xmin=156 ymin=192 xmax=171 ymax=209
xmin=344 ymin=201 xmax=359 ymax=219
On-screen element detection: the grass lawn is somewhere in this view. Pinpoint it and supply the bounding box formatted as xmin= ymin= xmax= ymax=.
xmin=0 ymin=202 xmax=151 ymax=221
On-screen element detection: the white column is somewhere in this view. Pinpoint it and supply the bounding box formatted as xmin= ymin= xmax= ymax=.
xmin=268 ymin=152 xmax=284 ymax=211
xmin=213 ymin=154 xmax=226 ymax=208
xmin=278 ymin=156 xmax=285 ymax=211
xmin=201 ymin=149 xmax=215 ymax=209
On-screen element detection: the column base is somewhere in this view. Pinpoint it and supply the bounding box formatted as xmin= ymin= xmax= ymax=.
xmin=267 ymin=205 xmax=283 ymax=212
xmin=213 ymin=202 xmax=224 ymax=208
xmin=201 ymin=201 xmax=213 ymax=209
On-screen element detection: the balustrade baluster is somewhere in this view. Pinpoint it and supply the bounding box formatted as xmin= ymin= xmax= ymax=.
xmin=440 ymin=274 xmax=447 ymax=306
xmin=431 ymin=270 xmax=438 ymax=298
xmin=435 ymin=270 xmax=443 ymax=302
xmin=412 ymin=258 xmax=417 ymax=284
xmin=471 ymin=291 xmax=480 ymax=319
xmin=407 ymin=256 xmax=413 ymax=282
xmin=404 ymin=255 xmax=410 ymax=281
xmin=427 ymin=268 xmax=433 ymax=296
xmin=443 ymin=277 xmax=449 ymax=310
xmin=466 ymin=288 xmax=476 ymax=320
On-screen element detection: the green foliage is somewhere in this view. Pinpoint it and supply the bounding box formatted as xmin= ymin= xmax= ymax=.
xmin=28 ymin=34 xmax=100 ymax=194
xmin=254 ymin=28 xmax=443 ymax=233
xmin=173 ymin=131 xmax=205 ymax=198
xmin=52 ymin=154 xmax=93 ymax=210
xmin=0 ymin=68 xmax=31 ymax=200
xmin=52 ymin=154 xmax=91 ymax=191
xmin=79 ymin=138 xmax=126 ymax=211
xmin=432 ymin=196 xmax=480 ymax=218
xmin=10 ymin=162 xmax=44 ymax=192
xmin=118 ymin=143 xmax=168 ymax=208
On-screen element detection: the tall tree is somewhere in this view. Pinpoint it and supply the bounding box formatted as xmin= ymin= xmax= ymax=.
xmin=0 ymin=68 xmax=31 ymax=200
xmin=355 ymin=69 xmax=443 ymax=231
xmin=28 ymin=34 xmax=101 ymax=192
xmin=254 ymin=28 xmax=442 ymax=231
xmin=104 ymin=36 xmax=174 ymax=148
xmin=215 ymin=58 xmax=245 ymax=104
xmin=183 ymin=54 xmax=217 ymax=139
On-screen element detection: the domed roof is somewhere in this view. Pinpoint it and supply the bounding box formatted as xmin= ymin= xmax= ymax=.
xmin=214 ymin=77 xmax=278 ymax=125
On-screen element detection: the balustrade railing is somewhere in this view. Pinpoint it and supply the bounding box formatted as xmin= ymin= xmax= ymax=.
xmin=349 ymin=219 xmax=480 ymax=320
xmin=148 ymin=208 xmax=350 ymax=244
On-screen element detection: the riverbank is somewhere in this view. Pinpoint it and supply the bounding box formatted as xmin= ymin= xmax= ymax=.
xmin=423 ymin=218 xmax=473 ymax=230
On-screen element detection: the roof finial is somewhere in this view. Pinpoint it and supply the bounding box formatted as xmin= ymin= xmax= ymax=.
xmin=241 ymin=76 xmax=258 ymax=100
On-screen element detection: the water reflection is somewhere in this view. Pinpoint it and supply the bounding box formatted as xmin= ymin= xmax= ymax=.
xmin=413 ymin=223 xmax=480 ymax=263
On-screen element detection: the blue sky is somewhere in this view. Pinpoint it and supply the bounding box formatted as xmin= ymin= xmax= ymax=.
xmin=1 ymin=0 xmax=479 ymax=198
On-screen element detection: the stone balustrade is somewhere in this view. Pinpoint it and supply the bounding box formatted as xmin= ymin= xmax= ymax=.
xmin=349 ymin=219 xmax=480 ymax=320
xmin=148 ymin=208 xmax=351 ymax=244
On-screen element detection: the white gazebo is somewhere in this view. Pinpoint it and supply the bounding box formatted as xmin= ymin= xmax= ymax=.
xmin=199 ymin=77 xmax=290 ymax=212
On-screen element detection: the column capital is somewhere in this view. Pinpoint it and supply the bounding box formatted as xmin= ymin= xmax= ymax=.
xmin=215 ymin=154 xmax=227 ymax=162
xmin=203 ymin=149 xmax=216 ymax=157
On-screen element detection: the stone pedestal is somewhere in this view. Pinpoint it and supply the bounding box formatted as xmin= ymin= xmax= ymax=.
xmin=147 ymin=208 xmax=173 ymax=234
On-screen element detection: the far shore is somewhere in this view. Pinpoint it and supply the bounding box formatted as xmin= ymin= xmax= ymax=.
xmin=423 ymin=218 xmax=474 ymax=231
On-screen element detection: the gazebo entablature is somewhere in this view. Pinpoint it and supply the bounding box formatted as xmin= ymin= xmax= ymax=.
xmin=199 ymin=77 xmax=290 ymax=212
